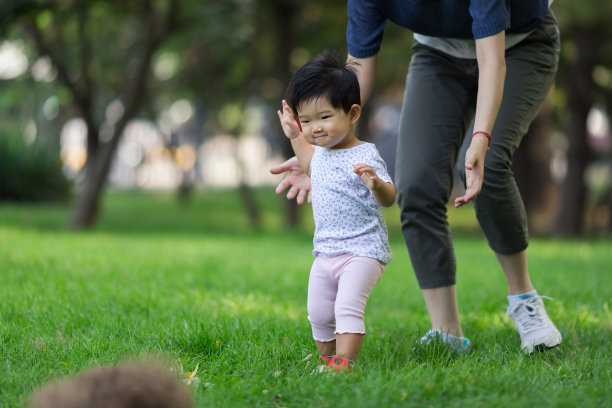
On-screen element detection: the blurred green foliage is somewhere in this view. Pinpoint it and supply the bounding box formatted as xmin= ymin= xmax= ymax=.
xmin=0 ymin=125 xmax=71 ymax=202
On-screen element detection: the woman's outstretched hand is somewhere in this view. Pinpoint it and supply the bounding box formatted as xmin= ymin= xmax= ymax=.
xmin=269 ymin=156 xmax=312 ymax=205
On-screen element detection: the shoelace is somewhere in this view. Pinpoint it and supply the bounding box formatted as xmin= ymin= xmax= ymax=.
xmin=507 ymin=296 xmax=553 ymax=331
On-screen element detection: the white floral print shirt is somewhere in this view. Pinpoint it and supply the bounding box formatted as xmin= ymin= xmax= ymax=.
xmin=310 ymin=142 xmax=393 ymax=264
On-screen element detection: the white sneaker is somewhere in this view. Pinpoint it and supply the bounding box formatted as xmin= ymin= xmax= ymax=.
xmin=506 ymin=295 xmax=562 ymax=353
xmin=419 ymin=329 xmax=472 ymax=353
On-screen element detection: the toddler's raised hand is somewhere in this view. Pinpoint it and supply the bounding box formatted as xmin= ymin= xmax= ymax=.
xmin=353 ymin=163 xmax=380 ymax=190
xmin=277 ymin=100 xmax=301 ymax=140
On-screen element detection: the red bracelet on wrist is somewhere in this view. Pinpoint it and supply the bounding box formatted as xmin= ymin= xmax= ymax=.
xmin=471 ymin=131 xmax=491 ymax=147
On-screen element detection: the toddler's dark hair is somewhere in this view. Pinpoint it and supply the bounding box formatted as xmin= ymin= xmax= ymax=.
xmin=29 ymin=361 xmax=194 ymax=408
xmin=285 ymin=50 xmax=360 ymax=114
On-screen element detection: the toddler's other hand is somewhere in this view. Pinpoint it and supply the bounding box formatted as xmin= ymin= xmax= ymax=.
xmin=353 ymin=163 xmax=379 ymax=190
xmin=277 ymin=100 xmax=301 ymax=140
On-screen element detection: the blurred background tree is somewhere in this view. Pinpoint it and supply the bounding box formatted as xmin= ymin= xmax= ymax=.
xmin=2 ymin=0 xmax=182 ymax=228
xmin=0 ymin=0 xmax=610 ymax=235
xmin=551 ymin=0 xmax=612 ymax=236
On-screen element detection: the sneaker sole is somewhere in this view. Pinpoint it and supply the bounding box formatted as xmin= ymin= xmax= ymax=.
xmin=533 ymin=343 xmax=560 ymax=352
xmin=522 ymin=332 xmax=562 ymax=354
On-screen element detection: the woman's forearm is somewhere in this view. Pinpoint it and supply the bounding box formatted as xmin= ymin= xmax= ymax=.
xmin=348 ymin=54 xmax=378 ymax=106
xmin=474 ymin=31 xmax=506 ymax=138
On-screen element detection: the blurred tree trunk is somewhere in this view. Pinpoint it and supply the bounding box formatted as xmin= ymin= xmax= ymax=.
xmin=554 ymin=24 xmax=598 ymax=236
xmin=69 ymin=11 xmax=173 ymax=229
xmin=270 ymin=0 xmax=300 ymax=227
xmin=18 ymin=1 xmax=178 ymax=229
xmin=239 ymin=181 xmax=261 ymax=229
xmin=175 ymin=107 xmax=205 ymax=204
xmin=235 ymin=139 xmax=261 ymax=229
xmin=513 ymin=103 xmax=560 ymax=234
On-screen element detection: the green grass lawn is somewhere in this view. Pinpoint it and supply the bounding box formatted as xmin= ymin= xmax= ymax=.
xmin=1 ymin=189 xmax=611 ymax=407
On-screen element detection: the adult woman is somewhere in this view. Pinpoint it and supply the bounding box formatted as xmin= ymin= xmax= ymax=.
xmin=271 ymin=0 xmax=561 ymax=353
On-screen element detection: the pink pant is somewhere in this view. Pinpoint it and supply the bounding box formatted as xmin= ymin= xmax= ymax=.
xmin=307 ymin=254 xmax=385 ymax=342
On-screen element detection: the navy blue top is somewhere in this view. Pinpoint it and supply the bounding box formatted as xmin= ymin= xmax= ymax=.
xmin=347 ymin=0 xmax=549 ymax=58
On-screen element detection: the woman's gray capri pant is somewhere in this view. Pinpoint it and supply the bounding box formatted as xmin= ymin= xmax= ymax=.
xmin=396 ymin=10 xmax=560 ymax=289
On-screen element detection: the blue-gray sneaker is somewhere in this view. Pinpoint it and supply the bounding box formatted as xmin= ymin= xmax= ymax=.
xmin=419 ymin=329 xmax=472 ymax=353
